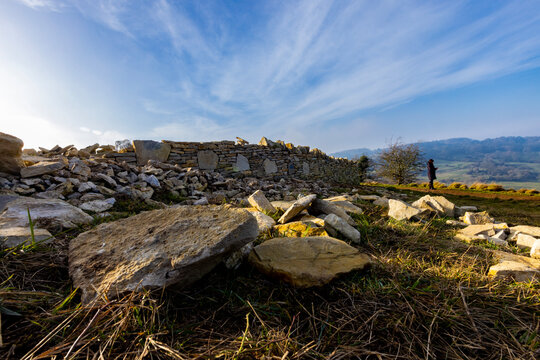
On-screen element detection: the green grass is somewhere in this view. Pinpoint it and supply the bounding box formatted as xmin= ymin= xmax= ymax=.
xmin=1 ymin=187 xmax=539 ymax=359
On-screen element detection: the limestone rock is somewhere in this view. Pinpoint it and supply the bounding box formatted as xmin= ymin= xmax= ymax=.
xmin=487 ymin=237 xmax=508 ymax=247
xmin=324 ymin=214 xmax=361 ymax=244
xmin=248 ymin=236 xmax=371 ymax=287
xmin=373 ymin=197 xmax=389 ymax=207
xmin=278 ymin=194 xmax=316 ymax=224
xmin=516 ymin=233 xmax=538 ymax=249
xmin=388 ymin=199 xmax=426 ymax=221
xmin=235 ymin=154 xmax=250 ymax=171
xmin=133 ymin=140 xmax=171 ymax=165
xmin=329 ymin=200 xmax=363 ymax=215
xmin=0 ymin=195 xmax=93 ymax=230
xmin=412 ymin=195 xmax=455 ymax=217
xmin=69 ymin=205 xmax=259 ymax=303
xmin=271 ymin=201 xmax=294 ymax=212
xmin=459 ymin=224 xmax=496 ymax=237
xmin=248 ymin=190 xmax=276 ymax=214
xmin=489 ymin=261 xmax=539 ymax=282
xmin=245 ymin=209 xmax=276 ymax=233
xmin=309 ymin=198 xmax=355 ymax=225
xmin=197 ymin=150 xmax=218 ymax=170
xmin=510 ymin=225 xmax=540 ymax=238
xmin=357 ymin=195 xmax=380 ymax=201
xmin=0 ymin=226 xmax=54 ymax=248
xmin=263 ymin=159 xmax=277 ymax=175
xmin=274 ymin=221 xmax=328 ymax=237
xmin=0 ymin=132 xmax=24 ymax=175
xmin=531 ymin=240 xmax=540 ymax=259
xmin=20 ymin=160 xmax=66 ymax=178
xmin=462 ymin=211 xmax=494 ymax=225
xmin=79 ymin=198 xmax=116 ymax=213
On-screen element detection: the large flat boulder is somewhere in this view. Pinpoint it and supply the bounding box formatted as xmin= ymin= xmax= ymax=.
xmin=248 ymin=236 xmax=370 ymax=287
xmin=132 ymin=140 xmax=171 ymax=165
xmin=245 ymin=209 xmax=276 ymax=233
xmin=510 ymin=225 xmax=540 ymax=238
xmin=0 ymin=195 xmax=93 ymax=230
xmin=0 ymin=132 xmax=25 ymax=175
xmin=69 ymin=205 xmax=258 ymax=303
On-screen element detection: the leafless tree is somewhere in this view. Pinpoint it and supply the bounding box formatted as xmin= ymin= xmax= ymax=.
xmin=376 ymin=140 xmax=424 ymax=184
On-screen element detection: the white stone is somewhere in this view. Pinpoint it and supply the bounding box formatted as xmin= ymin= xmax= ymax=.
xmin=278 ymin=194 xmax=316 ymax=224
xmin=324 ymin=214 xmax=361 ymax=244
xmin=516 ymin=233 xmax=538 ymax=249
xmin=388 ymin=199 xmax=425 ymax=221
xmin=373 ymin=197 xmax=389 ymax=207
xmin=79 ymin=198 xmax=116 ymax=213
xmin=248 ymin=190 xmax=276 ymax=214
xmin=530 ymin=240 xmax=540 ymax=259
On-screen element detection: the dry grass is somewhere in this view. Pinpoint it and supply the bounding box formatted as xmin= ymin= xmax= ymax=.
xmin=1 ymin=197 xmax=539 ymax=359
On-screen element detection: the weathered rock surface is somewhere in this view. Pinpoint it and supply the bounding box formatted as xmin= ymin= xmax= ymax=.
xmin=133 ymin=140 xmax=171 ymax=165
xmin=0 ymin=132 xmax=25 ymax=175
xmin=510 ymin=225 xmax=540 ymax=238
xmin=271 ymin=201 xmax=294 ymax=212
xmin=488 ymin=250 xmax=540 ymax=282
xmin=329 ymin=200 xmax=363 ymax=215
xmin=324 ymin=214 xmax=361 ymax=244
xmin=248 ymin=236 xmax=371 ymax=287
xmin=235 ymin=154 xmax=250 ymax=171
xmin=309 ymin=198 xmax=355 ymax=225
xmin=388 ymin=199 xmax=426 ymax=221
xmin=69 ymin=205 xmax=259 ymax=303
xmin=278 ymin=194 xmax=316 ymax=224
xmin=245 ymin=209 xmax=276 ymax=233
xmin=462 ymin=211 xmax=494 ymax=225
xmin=79 ymin=198 xmax=116 ymax=213
xmin=373 ymin=197 xmax=389 ymax=207
xmin=263 ymin=159 xmax=277 ymax=175
xmin=248 ymin=190 xmax=276 ymax=214
xmin=0 ymin=195 xmax=93 ymax=230
xmin=412 ymin=195 xmax=455 ymax=217
xmin=20 ymin=160 xmax=66 ymax=178
xmin=197 ymin=150 xmax=218 ymax=170
xmin=531 ymin=240 xmax=540 ymax=259
xmin=0 ymin=226 xmax=53 ymax=248
xmin=516 ymin=233 xmax=538 ymax=249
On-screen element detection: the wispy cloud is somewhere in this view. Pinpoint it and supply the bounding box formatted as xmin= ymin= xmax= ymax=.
xmin=11 ymin=0 xmax=540 ymax=151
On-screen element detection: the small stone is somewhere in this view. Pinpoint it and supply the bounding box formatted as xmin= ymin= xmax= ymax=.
xmin=0 ymin=226 xmax=54 ymax=248
xmin=248 ymin=190 xmax=276 ymax=214
xmin=309 ymin=198 xmax=355 ymax=225
xmin=278 ymin=194 xmax=316 ymax=224
xmin=324 ymin=214 xmax=361 ymax=244
xmin=78 ymin=181 xmax=98 ymax=193
xmin=462 ymin=211 xmax=494 ymax=225
xmin=373 ymin=197 xmax=389 ymax=207
xmin=531 ymin=240 xmax=540 ymax=259
xmin=516 ymin=233 xmax=538 ymax=249
xmin=79 ymin=198 xmax=116 ymax=213
xmin=388 ymin=199 xmax=426 ymax=221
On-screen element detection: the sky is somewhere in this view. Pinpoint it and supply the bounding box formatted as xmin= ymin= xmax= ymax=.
xmin=1 ymin=0 xmax=539 ymax=153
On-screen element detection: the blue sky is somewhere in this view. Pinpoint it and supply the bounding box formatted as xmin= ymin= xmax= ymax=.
xmin=1 ymin=0 xmax=539 ymax=153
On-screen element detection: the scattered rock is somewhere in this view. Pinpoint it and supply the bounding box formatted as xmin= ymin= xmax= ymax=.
xmin=0 ymin=226 xmax=54 ymax=248
xmin=79 ymin=198 xmax=116 ymax=213
xmin=271 ymin=201 xmax=294 ymax=212
xmin=278 ymin=194 xmax=316 ymax=224
xmin=531 ymin=240 xmax=540 ymax=259
xmin=248 ymin=236 xmax=370 ymax=287
xmin=20 ymin=160 xmax=66 ymax=178
xmin=516 ymin=233 xmax=538 ymax=249
xmin=387 ymin=199 xmax=426 ymax=221
xmin=69 ymin=205 xmax=259 ymax=303
xmin=489 ymin=261 xmax=539 ymax=282
xmin=248 ymin=190 xmax=276 ymax=214
xmin=0 ymin=195 xmax=93 ymax=230
xmin=510 ymin=225 xmax=540 ymax=238
xmin=309 ymin=198 xmax=355 ymax=225
xmin=329 ymin=200 xmax=363 ymax=215
xmin=245 ymin=209 xmax=276 ymax=233
xmin=412 ymin=195 xmax=455 ymax=217
xmin=373 ymin=197 xmax=389 ymax=207
xmin=324 ymin=214 xmax=361 ymax=244
xmin=0 ymin=132 xmax=25 ymax=175
xmin=462 ymin=211 xmax=494 ymax=225
xmin=357 ymin=195 xmax=380 ymax=201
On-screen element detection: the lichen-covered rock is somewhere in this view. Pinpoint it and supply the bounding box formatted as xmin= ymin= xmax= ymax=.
xmin=274 ymin=221 xmax=328 ymax=237
xmin=248 ymin=236 xmax=370 ymax=287
xmin=69 ymin=205 xmax=258 ymax=303
xmin=0 ymin=132 xmax=24 ymax=175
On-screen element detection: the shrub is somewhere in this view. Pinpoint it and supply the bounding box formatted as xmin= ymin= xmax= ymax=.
xmin=486 ymin=184 xmax=505 ymax=192
xmin=433 ymin=181 xmax=447 ymax=189
xmin=419 ymin=182 xmax=429 ymax=188
xmin=447 ymin=182 xmax=464 ymax=189
xmin=460 ymin=184 xmax=469 ymax=189
xmin=470 ymin=183 xmax=488 ymax=191
xmin=525 ymin=189 xmax=539 ymax=195
xmin=517 ymin=188 xmax=528 ymax=193
xmin=408 ymin=183 xmax=419 ymax=187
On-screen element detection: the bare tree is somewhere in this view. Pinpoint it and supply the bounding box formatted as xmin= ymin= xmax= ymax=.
xmin=376 ymin=141 xmax=424 ymax=184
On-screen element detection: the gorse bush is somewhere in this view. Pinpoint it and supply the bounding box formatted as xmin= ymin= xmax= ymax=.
xmin=447 ymin=182 xmax=464 ymax=189
xmin=486 ymin=184 xmax=505 ymax=192
xmin=525 ymin=189 xmax=539 ymax=195
xmin=470 ymin=183 xmax=489 ymax=191
xmin=433 ymin=181 xmax=447 ymax=189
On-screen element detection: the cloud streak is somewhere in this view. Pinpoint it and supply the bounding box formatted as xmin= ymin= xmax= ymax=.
xmin=10 ymin=0 xmax=540 ymax=151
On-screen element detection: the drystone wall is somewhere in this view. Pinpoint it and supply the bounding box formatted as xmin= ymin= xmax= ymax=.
xmin=104 ymin=139 xmax=361 ymax=184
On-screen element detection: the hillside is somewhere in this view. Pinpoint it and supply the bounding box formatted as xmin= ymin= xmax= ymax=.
xmin=332 ymin=136 xmax=540 ymax=162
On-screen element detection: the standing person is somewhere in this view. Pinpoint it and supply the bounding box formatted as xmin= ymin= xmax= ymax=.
xmin=427 ymin=159 xmax=438 ymax=190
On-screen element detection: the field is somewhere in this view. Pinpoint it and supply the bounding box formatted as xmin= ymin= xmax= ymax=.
xmin=435 ymin=160 xmax=540 ymax=191
xmin=1 ymin=186 xmax=539 ymax=359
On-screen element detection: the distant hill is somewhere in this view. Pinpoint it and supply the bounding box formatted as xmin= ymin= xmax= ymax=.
xmin=332 ymin=136 xmax=540 ymax=163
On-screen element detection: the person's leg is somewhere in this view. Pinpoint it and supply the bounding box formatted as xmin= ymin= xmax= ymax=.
xmin=429 ymin=179 xmax=434 ymax=190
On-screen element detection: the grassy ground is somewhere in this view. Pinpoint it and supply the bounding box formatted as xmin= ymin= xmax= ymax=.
xmin=1 ymin=188 xmax=539 ymax=359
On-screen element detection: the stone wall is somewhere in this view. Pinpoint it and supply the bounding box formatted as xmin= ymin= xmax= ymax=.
xmin=103 ymin=139 xmax=361 ymax=184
